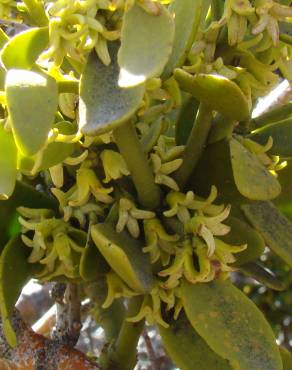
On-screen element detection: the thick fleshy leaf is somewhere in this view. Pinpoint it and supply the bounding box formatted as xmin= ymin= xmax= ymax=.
xmin=91 ymin=223 xmax=153 ymax=292
xmin=162 ymin=0 xmax=204 ymax=78
xmin=250 ymin=118 xmax=292 ymax=157
xmin=174 ymin=69 xmax=250 ymax=121
xmin=240 ymin=262 xmax=285 ymax=291
xmin=222 ymin=216 xmax=265 ymax=266
xmin=280 ymin=347 xmax=292 ymax=370
xmin=241 ymin=201 xmax=292 ymax=267
xmin=159 ymin=313 xmax=232 ymax=370
xmin=0 ymin=235 xmax=32 ymax=347
xmin=0 ymin=124 xmax=17 ymax=200
xmin=118 ymin=4 xmax=174 ymax=87
xmin=1 ymin=27 xmax=49 ymax=69
xmin=80 ymin=241 xmax=109 ymax=281
xmin=5 ymin=70 xmax=58 ymax=156
xmin=79 ymin=43 xmax=145 ymax=136
xmin=230 ymin=138 xmax=281 ymax=200
xmin=181 ymin=280 xmax=282 ymax=370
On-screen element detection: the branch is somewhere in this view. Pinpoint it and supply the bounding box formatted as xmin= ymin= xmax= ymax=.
xmin=0 ymin=309 xmax=101 ymax=370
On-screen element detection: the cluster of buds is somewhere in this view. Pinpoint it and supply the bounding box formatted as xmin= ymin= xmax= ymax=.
xmin=18 ymin=207 xmax=86 ymax=280
xmin=41 ymin=0 xmax=120 ymax=65
xmin=150 ymin=135 xmax=184 ymax=191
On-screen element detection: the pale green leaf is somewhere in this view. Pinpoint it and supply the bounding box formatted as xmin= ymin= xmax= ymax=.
xmin=1 ymin=27 xmax=49 ymax=69
xmin=118 ymin=4 xmax=174 ymax=87
xmin=174 ymin=69 xmax=250 ymax=121
xmin=230 ymin=138 xmax=281 ymax=200
xmin=159 ymin=313 xmax=232 ymax=370
xmin=162 ymin=0 xmax=205 ymax=78
xmin=5 ymin=69 xmax=58 ymax=156
xmin=91 ymin=223 xmax=153 ymax=293
xmin=0 ymin=123 xmax=17 ymax=200
xmin=181 ymin=280 xmax=282 ymax=370
xmin=79 ymin=43 xmax=145 ymax=136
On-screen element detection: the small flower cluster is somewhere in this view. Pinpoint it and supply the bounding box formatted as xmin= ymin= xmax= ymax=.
xmin=18 ymin=207 xmax=87 ymax=280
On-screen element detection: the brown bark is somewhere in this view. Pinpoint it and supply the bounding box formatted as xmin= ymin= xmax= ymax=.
xmin=0 ymin=310 xmax=101 ymax=370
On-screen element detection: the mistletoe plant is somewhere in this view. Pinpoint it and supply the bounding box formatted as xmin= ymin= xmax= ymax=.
xmin=0 ymin=0 xmax=291 ymax=369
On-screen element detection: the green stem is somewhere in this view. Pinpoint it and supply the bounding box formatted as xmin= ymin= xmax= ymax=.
xmin=113 ymin=122 xmax=161 ymax=210
xmin=22 ymin=0 xmax=48 ymax=26
xmin=279 ymin=33 xmax=292 ymax=46
xmin=57 ymin=80 xmax=79 ymax=94
xmin=251 ymin=102 xmax=292 ymax=129
xmin=211 ymin=0 xmax=224 ymax=21
xmin=174 ymin=103 xmax=213 ymax=190
xmin=108 ymin=296 xmax=144 ymax=370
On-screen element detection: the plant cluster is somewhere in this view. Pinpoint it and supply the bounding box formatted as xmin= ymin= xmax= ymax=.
xmin=0 ymin=0 xmax=291 ymax=369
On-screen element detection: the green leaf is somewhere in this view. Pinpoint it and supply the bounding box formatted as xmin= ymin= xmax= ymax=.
xmin=181 ymin=280 xmax=282 ymax=370
xmin=0 ymin=235 xmax=32 ymax=347
xmin=175 ymin=95 xmax=199 ymax=145
xmin=159 ymin=313 xmax=232 ymax=370
xmin=222 ymin=216 xmax=265 ymax=266
xmin=5 ymin=70 xmax=58 ymax=156
xmin=118 ymin=4 xmax=174 ymax=87
xmin=241 ymin=201 xmax=292 ymax=267
xmin=1 ymin=27 xmax=49 ymax=69
xmin=174 ymin=69 xmax=250 ymax=121
xmin=80 ymin=241 xmax=109 ymax=281
xmin=0 ymin=123 xmax=17 ymax=200
xmin=79 ymin=43 xmax=145 ymax=136
xmin=251 ymin=102 xmax=292 ymax=129
xmin=230 ymin=138 xmax=281 ymax=200
xmin=250 ymin=118 xmax=292 ymax=158
xmin=162 ymin=0 xmax=205 ymax=79
xmin=240 ymin=262 xmax=285 ymax=291
xmin=91 ymin=223 xmax=153 ymax=293
xmin=279 ymin=347 xmax=292 ymax=370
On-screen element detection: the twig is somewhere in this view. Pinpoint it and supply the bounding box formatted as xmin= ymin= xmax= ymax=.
xmin=0 ymin=309 xmax=101 ymax=369
xmin=142 ymin=330 xmax=160 ymax=370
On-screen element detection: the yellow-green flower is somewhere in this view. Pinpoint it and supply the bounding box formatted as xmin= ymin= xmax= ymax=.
xmin=103 ymin=271 xmax=138 ymax=308
xmin=151 ymin=153 xmax=182 ymax=191
xmin=68 ymin=166 xmax=114 ymax=207
xmin=127 ymin=281 xmax=178 ymax=328
xmin=116 ymin=198 xmax=155 ymax=238
xmin=163 ymin=186 xmax=224 ymax=223
xmin=100 ymin=149 xmax=130 ymax=183
xmin=143 ymin=218 xmax=179 ymax=265
xmin=210 ymin=0 xmax=255 ymax=46
xmin=18 ymin=207 xmax=86 ymax=279
xmin=185 ymin=205 xmax=231 ymax=256
xmin=252 ymin=0 xmax=292 ymax=46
